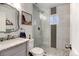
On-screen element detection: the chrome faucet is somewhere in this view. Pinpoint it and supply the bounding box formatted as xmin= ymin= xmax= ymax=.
xmin=7 ymin=35 xmax=10 ymax=40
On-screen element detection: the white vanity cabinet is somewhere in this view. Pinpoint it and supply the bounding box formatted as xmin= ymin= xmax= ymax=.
xmin=0 ymin=43 xmax=27 ymax=56
xmin=0 ymin=38 xmax=29 ymax=56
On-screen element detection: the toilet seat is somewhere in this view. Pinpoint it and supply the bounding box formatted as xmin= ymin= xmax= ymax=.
xmin=29 ymin=47 xmax=44 ymax=56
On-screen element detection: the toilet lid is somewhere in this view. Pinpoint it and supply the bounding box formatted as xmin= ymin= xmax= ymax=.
xmin=30 ymin=47 xmax=44 ymax=54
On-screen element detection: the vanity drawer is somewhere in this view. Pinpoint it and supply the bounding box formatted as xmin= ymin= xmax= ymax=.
xmin=13 ymin=50 xmax=26 ymax=56
xmin=0 ymin=43 xmax=27 ymax=56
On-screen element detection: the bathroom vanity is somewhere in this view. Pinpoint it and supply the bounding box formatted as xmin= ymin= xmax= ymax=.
xmin=0 ymin=3 xmax=31 ymax=56
xmin=0 ymin=38 xmax=29 ymax=56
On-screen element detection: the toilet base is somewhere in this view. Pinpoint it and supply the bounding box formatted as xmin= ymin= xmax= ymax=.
xmin=29 ymin=47 xmax=44 ymax=56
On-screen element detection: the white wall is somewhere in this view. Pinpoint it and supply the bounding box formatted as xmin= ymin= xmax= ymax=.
xmin=57 ymin=4 xmax=70 ymax=49
xmin=70 ymin=3 xmax=79 ymax=56
xmin=20 ymin=3 xmax=33 ymax=39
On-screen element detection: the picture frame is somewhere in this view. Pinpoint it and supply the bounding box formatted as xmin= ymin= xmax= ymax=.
xmin=21 ymin=11 xmax=32 ymax=25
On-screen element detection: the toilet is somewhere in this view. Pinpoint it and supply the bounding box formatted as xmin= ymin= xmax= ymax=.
xmin=27 ymin=39 xmax=44 ymax=56
xmin=29 ymin=47 xmax=44 ymax=56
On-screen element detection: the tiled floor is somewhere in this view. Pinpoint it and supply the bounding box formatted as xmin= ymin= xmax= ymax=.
xmin=42 ymin=48 xmax=70 ymax=56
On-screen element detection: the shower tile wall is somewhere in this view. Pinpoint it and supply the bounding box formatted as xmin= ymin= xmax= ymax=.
xmin=32 ymin=4 xmax=51 ymax=48
xmin=32 ymin=5 xmax=43 ymax=47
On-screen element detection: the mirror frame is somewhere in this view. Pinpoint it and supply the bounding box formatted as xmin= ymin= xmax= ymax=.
xmin=0 ymin=3 xmax=19 ymax=33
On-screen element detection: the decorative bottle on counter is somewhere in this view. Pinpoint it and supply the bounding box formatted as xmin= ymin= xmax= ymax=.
xmin=29 ymin=35 xmax=31 ymax=39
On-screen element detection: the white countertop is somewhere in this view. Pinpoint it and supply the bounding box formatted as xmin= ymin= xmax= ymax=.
xmin=0 ymin=38 xmax=29 ymax=51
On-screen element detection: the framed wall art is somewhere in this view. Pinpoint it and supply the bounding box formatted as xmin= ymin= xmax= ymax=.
xmin=21 ymin=11 xmax=32 ymax=25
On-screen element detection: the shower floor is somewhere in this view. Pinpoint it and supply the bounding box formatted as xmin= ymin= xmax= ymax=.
xmin=42 ymin=47 xmax=70 ymax=56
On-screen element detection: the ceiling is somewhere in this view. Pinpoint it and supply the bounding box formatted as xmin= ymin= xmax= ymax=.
xmin=35 ymin=3 xmax=65 ymax=9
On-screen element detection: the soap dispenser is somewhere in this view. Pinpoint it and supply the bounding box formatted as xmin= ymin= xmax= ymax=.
xmin=20 ymin=28 xmax=26 ymax=38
